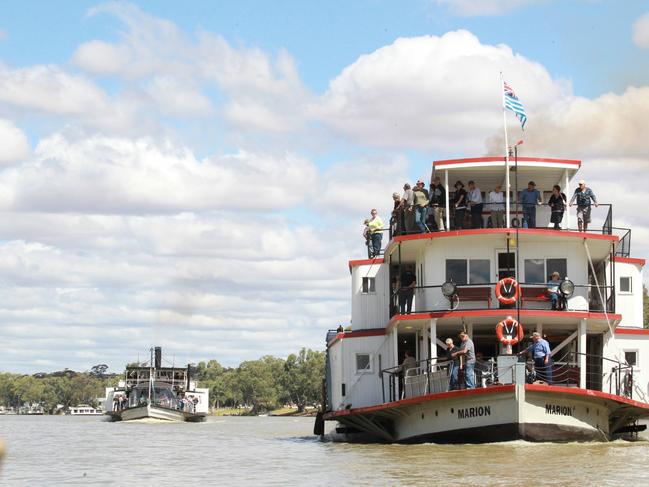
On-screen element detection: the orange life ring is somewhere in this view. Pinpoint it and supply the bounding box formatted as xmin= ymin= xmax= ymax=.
xmin=496 ymin=317 xmax=524 ymax=346
xmin=495 ymin=277 xmax=520 ymax=305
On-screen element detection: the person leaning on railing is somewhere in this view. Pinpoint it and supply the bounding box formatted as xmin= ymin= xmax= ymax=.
xmin=519 ymin=181 xmax=542 ymax=229
xmin=398 ymin=350 xmax=418 ymax=377
xmin=398 ymin=266 xmax=416 ymax=314
xmin=453 ymin=332 xmax=476 ymax=389
xmin=569 ymin=179 xmax=598 ymax=232
xmin=519 ymin=332 xmax=553 ymax=384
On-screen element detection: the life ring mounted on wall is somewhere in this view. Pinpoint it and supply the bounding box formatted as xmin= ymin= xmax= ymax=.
xmin=496 ymin=317 xmax=524 ymax=346
xmin=495 ymin=277 xmax=520 ymax=305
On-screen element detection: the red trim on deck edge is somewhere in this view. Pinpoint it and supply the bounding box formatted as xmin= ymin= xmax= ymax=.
xmin=433 ymin=156 xmax=581 ymax=167
xmin=324 ymin=384 xmax=649 ymax=420
xmin=612 ymin=257 xmax=646 ymax=266
xmin=615 ymin=328 xmax=649 ymax=335
xmin=324 ymin=385 xmax=516 ymax=419
xmin=388 ymin=310 xmax=622 ymax=330
xmin=392 ymin=228 xmax=619 ymax=244
xmin=349 ymin=258 xmax=385 ymax=270
xmin=328 ymin=329 xmax=386 ymax=347
xmin=525 ymin=384 xmax=649 ymax=411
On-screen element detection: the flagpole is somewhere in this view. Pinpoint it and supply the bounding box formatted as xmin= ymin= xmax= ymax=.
xmin=501 ymin=72 xmax=511 ymax=229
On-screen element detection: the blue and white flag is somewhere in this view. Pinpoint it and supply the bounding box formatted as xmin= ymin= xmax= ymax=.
xmin=503 ymin=81 xmax=527 ymax=129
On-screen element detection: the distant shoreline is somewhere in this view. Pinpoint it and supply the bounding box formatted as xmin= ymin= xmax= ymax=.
xmin=210 ymin=407 xmax=317 ymax=417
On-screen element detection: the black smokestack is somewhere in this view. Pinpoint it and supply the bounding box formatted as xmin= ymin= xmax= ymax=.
xmin=154 ymin=347 xmax=162 ymax=369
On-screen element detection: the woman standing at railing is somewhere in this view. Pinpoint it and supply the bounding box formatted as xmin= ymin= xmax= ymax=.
xmin=548 ymin=185 xmax=567 ymax=230
xmin=444 ymin=338 xmax=461 ymax=390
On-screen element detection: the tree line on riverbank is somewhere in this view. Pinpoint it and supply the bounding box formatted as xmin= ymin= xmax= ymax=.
xmin=0 ymin=348 xmax=325 ymax=414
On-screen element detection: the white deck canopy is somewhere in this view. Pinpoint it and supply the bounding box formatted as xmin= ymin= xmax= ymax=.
xmin=432 ymin=156 xmax=581 ymax=230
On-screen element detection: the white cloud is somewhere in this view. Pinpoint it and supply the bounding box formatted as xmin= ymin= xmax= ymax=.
xmin=633 ymin=13 xmax=649 ymax=49
xmin=0 ymin=133 xmax=317 ymax=213
xmin=0 ymin=63 xmax=137 ymax=132
xmin=318 ymin=30 xmax=566 ymax=151
xmin=487 ymin=86 xmax=649 ymax=159
xmin=145 ymin=76 xmax=213 ymax=117
xmin=435 ymin=0 xmax=541 ymax=16
xmin=0 ymin=118 xmax=30 ymax=164
xmin=71 ymin=3 xmax=313 ymax=134
xmin=71 ymin=40 xmax=131 ymax=75
xmin=315 ymin=155 xmax=410 ymax=217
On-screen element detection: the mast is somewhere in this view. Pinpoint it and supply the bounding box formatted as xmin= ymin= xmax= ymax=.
xmin=148 ymin=347 xmax=153 ymax=405
xmin=501 ymin=72 xmax=511 ymax=229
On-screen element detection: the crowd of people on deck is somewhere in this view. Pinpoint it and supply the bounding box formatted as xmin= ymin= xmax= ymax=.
xmin=398 ymin=330 xmax=554 ymax=393
xmin=364 ymin=178 xmax=599 ymax=256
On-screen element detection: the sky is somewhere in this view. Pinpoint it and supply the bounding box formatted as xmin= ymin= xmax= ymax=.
xmin=1 ymin=0 xmax=648 ymax=373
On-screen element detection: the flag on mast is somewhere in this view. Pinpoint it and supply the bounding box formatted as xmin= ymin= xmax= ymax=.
xmin=503 ymin=81 xmax=527 ymax=129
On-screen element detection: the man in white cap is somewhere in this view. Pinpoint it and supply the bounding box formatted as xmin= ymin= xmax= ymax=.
xmin=569 ymin=179 xmax=598 ymax=232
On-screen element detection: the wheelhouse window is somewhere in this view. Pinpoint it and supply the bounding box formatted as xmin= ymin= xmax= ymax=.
xmin=361 ymin=277 xmax=376 ymax=294
xmin=356 ymin=353 xmax=372 ymax=373
xmin=524 ymin=259 xmax=545 ymax=283
xmin=446 ymin=259 xmax=490 ymax=285
xmin=619 ymin=277 xmax=632 ymax=293
xmin=446 ymin=259 xmax=467 ymax=285
xmin=625 ymin=351 xmax=637 ymax=367
xmin=524 ymin=258 xmax=568 ymax=283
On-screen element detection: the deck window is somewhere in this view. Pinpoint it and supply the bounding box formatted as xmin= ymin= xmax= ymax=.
xmin=355 ymin=353 xmax=372 ymax=373
xmin=361 ymin=277 xmax=376 ymax=294
xmin=619 ymin=277 xmax=632 ymax=293
xmin=546 ymin=258 xmax=567 ymax=279
xmin=625 ymin=350 xmax=637 ymax=367
xmin=446 ymin=259 xmax=490 ymax=285
xmin=524 ymin=258 xmax=568 ymax=283
xmin=446 ymin=259 xmax=467 ymax=285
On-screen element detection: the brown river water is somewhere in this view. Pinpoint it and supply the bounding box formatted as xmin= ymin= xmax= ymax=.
xmin=1 ymin=415 xmax=648 ymax=486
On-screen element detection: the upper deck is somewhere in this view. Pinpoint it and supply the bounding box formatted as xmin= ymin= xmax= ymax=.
xmin=351 ymin=155 xmax=640 ymax=330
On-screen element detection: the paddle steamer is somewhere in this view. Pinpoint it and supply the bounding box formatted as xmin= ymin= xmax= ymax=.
xmin=104 ymin=347 xmax=208 ymax=422
xmin=316 ymin=156 xmax=649 ymax=443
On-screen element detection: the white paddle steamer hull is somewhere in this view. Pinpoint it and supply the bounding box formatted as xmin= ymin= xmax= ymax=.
xmin=106 ymin=404 xmax=206 ymax=422
xmin=326 ymin=384 xmax=649 ymax=443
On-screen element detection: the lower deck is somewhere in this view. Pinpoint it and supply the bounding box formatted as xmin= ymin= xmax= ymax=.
xmin=324 ymin=380 xmax=649 ymax=443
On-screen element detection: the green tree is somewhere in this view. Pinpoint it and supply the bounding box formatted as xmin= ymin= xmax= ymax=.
xmin=235 ymin=356 xmax=284 ymax=414
xmin=282 ymin=348 xmax=325 ymax=412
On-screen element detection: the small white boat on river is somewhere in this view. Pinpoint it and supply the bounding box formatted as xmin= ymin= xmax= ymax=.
xmin=105 ymin=347 xmax=208 ymax=423
xmin=67 ymin=405 xmax=102 ymax=415
xmin=315 ymin=156 xmax=649 ymax=443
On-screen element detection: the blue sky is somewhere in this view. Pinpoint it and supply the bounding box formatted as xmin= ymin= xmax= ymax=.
xmin=0 ymin=0 xmax=648 ymax=373
xmin=3 ymin=1 xmax=648 ymax=97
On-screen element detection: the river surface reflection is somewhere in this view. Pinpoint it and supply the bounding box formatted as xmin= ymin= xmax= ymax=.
xmin=1 ymin=416 xmax=648 ymax=485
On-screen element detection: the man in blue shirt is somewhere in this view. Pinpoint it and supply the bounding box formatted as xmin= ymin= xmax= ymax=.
xmin=569 ymin=179 xmax=598 ymax=232
xmin=519 ymin=181 xmax=542 ymax=228
xmin=519 ymin=332 xmax=553 ymax=384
